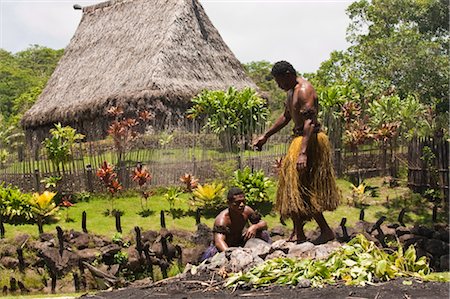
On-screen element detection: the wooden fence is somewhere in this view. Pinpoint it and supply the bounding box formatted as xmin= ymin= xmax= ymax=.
xmin=0 ymin=133 xmax=414 ymax=193
xmin=408 ymin=137 xmax=449 ymax=202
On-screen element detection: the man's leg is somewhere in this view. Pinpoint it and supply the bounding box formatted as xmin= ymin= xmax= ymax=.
xmin=289 ymin=213 xmax=307 ymax=243
xmin=312 ymin=212 xmax=335 ymax=245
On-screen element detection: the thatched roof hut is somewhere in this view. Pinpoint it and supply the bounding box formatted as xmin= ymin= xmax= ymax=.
xmin=22 ymin=0 xmax=256 ymax=142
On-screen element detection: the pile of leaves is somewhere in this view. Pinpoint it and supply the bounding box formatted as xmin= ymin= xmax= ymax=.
xmin=226 ymin=234 xmax=449 ymax=288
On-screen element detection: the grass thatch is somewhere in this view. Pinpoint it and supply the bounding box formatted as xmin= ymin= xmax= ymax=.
xmin=22 ymin=0 xmax=257 ymax=142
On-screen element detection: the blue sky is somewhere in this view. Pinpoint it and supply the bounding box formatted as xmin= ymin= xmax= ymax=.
xmin=0 ymin=0 xmax=353 ymax=72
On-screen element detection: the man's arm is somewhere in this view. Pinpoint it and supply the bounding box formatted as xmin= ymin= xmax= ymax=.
xmin=253 ymin=107 xmax=291 ymax=150
xmin=213 ymin=216 xmax=229 ymax=252
xmin=295 ymin=87 xmax=316 ymax=170
xmin=243 ymin=207 xmax=268 ymax=240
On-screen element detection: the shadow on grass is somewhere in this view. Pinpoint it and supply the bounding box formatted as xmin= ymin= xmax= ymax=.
xmin=375 ymin=193 xmax=449 ymax=225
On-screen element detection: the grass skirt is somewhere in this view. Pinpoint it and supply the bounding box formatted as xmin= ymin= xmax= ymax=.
xmin=276 ymin=132 xmax=340 ymax=220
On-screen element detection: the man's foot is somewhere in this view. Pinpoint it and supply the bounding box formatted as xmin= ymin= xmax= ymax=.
xmin=311 ymin=231 xmax=335 ymax=245
xmin=287 ymin=231 xmax=307 ymax=243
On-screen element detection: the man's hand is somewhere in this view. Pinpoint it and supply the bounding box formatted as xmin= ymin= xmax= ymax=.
xmin=243 ymin=225 xmax=258 ymax=241
xmin=253 ymin=135 xmax=267 ymax=151
xmin=297 ymin=153 xmax=307 ymax=170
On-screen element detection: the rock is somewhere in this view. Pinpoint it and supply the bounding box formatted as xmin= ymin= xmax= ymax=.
xmin=71 ymin=233 xmax=90 ymax=250
xmin=287 ymin=242 xmax=315 ymax=259
xmin=270 ymin=240 xmax=296 ymax=254
xmin=39 ymin=233 xmax=54 ymax=242
xmin=14 ymin=234 xmax=30 ymax=246
xmin=314 ymin=241 xmax=341 ymax=259
xmin=0 ymin=256 xmax=18 ymax=269
xmin=38 ymin=247 xmax=79 ymax=275
xmin=352 ymin=221 xmax=373 ymax=233
xmin=228 ymin=248 xmax=254 ymax=272
xmin=270 ymin=226 xmax=288 ymax=237
xmin=91 ymin=236 xmax=109 ymax=248
xmin=0 ymin=244 xmax=16 ymax=256
xmin=297 ymin=279 xmax=311 ymax=288
xmin=100 ymin=244 xmax=121 ymax=264
xmin=432 ymin=229 xmax=450 ymax=243
xmin=265 ymin=250 xmax=286 ymax=260
xmin=182 ymin=246 xmax=207 ymax=265
xmin=125 ymin=246 xmax=144 ymax=273
xmin=395 ymin=227 xmax=411 ymax=237
xmin=77 ymin=248 xmax=100 ymax=263
xmin=411 ymin=226 xmax=434 ymax=238
xmin=190 ymin=223 xmax=212 ymax=246
xmin=440 ymin=255 xmax=449 ymax=271
xmin=425 ymin=239 xmax=448 ymax=258
xmin=205 ymin=251 xmax=227 ymax=270
xmin=244 ymin=238 xmax=271 ymax=259
xmin=141 ymin=230 xmax=158 ymax=244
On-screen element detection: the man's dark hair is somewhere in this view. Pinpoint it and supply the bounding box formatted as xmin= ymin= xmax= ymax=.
xmin=271 ymin=61 xmax=296 ymax=76
xmin=227 ymin=187 xmax=244 ymax=201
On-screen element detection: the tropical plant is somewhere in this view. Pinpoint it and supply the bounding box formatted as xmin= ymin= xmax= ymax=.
xmin=0 ymin=184 xmax=33 ymax=224
xmin=40 ymin=175 xmax=61 ymax=191
xmin=348 ymin=183 xmax=368 ymax=207
xmin=179 ymin=173 xmax=199 ymax=192
xmin=30 ymin=191 xmax=59 ymax=234
xmin=226 ymin=234 xmax=438 ymax=289
xmin=59 ymin=195 xmax=74 ymax=222
xmin=232 ymin=167 xmax=272 ymax=207
xmin=187 ymin=87 xmax=268 ymax=151
xmin=159 ymin=132 xmax=174 ymax=150
xmin=163 ymin=187 xmax=182 ymax=210
xmin=42 ymin=123 xmax=84 ymax=175
xmin=96 ymin=161 xmax=122 ymax=216
xmin=191 ymin=182 xmax=226 ymax=211
xmin=131 ymin=163 xmax=152 ymax=214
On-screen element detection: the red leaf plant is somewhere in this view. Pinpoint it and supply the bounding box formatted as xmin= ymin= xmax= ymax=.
xmin=97 ymin=161 xmax=122 ymax=215
xmin=132 ymin=163 xmax=153 ymax=213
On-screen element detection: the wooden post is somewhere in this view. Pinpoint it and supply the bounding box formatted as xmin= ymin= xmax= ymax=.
xmin=0 ymin=214 xmax=5 ymax=238
xmin=115 ymin=213 xmax=122 ymax=233
xmin=34 ymin=169 xmax=40 ymax=192
xmin=160 ymin=210 xmax=166 ymax=228
xmin=134 ymin=226 xmax=143 ymax=257
xmin=16 ymin=248 xmax=25 ymax=273
xmin=143 ymin=243 xmax=154 ymax=281
xmin=73 ymin=272 xmax=80 ymax=292
xmin=9 ymin=278 xmax=17 ymax=293
xmin=398 ymin=208 xmax=406 ymax=227
xmin=50 ymin=271 xmax=56 ymax=294
xmin=432 ymin=204 xmax=438 ymax=223
xmin=56 ymin=226 xmax=64 ymax=257
xmin=195 ymin=208 xmax=201 ymax=225
xmin=359 ymin=208 xmax=365 ymax=221
xmin=78 ymin=261 xmax=86 ymax=291
xmin=86 ymin=165 xmax=94 ymax=193
xmin=82 ymin=211 xmax=88 ymax=233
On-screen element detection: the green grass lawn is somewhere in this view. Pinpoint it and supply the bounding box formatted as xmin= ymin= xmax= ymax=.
xmin=3 ymin=176 xmax=443 ymax=241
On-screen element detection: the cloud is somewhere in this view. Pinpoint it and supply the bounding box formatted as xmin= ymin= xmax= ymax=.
xmin=0 ymin=0 xmax=351 ymax=72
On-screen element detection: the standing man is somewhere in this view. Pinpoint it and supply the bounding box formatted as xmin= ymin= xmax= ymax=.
xmin=253 ymin=61 xmax=340 ymax=244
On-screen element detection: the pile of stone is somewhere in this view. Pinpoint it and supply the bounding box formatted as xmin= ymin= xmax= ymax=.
xmin=190 ymin=238 xmax=341 ymax=274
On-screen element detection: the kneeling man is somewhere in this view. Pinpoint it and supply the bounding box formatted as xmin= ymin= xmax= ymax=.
xmin=201 ymin=187 xmax=270 ymax=261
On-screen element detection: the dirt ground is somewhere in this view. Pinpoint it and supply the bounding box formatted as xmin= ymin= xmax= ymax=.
xmin=80 ymin=276 xmax=449 ymax=299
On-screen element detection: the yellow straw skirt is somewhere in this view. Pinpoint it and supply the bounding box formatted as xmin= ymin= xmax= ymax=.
xmin=276 ymin=132 xmax=340 ymax=220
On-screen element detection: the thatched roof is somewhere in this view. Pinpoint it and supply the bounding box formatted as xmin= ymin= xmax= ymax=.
xmin=22 ymin=0 xmax=256 ymax=141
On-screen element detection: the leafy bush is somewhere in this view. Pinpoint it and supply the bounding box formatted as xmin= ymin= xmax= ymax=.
xmin=191 ymin=183 xmax=226 ymax=212
xmin=42 ymin=123 xmax=84 ymax=174
xmin=164 ymin=187 xmax=182 ymax=210
xmin=187 ymin=87 xmax=268 ymax=151
xmin=0 ymin=183 xmax=33 ymax=224
xmin=232 ymin=167 xmax=272 ymax=207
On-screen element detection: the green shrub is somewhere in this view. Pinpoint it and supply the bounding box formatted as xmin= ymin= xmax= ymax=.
xmin=191 ymin=182 xmax=226 ymax=213
xmin=232 ymin=167 xmax=272 ymax=207
xmin=0 ymin=183 xmax=33 ymax=224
